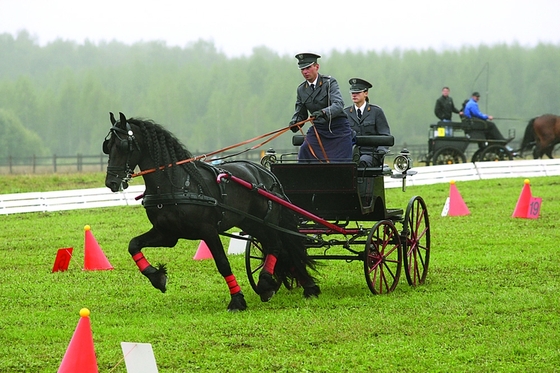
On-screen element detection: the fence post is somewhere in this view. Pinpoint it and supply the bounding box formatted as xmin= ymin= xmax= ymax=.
xmin=9 ymin=155 xmax=13 ymax=174
xmin=32 ymin=155 xmax=36 ymax=174
xmin=53 ymin=154 xmax=57 ymax=173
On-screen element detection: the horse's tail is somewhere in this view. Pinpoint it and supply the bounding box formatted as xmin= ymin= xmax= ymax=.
xmin=275 ymin=207 xmax=317 ymax=284
xmin=519 ymin=118 xmax=537 ymax=156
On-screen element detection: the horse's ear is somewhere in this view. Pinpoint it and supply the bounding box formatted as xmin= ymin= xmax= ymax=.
xmin=119 ymin=112 xmax=127 ymax=126
xmin=110 ymin=112 xmax=116 ymax=125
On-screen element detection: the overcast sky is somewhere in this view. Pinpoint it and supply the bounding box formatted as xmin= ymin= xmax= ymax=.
xmin=1 ymin=0 xmax=559 ymax=57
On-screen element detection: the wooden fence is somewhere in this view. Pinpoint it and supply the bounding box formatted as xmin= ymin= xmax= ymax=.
xmin=2 ymin=159 xmax=560 ymax=215
xmin=0 ymin=144 xmax=430 ymax=174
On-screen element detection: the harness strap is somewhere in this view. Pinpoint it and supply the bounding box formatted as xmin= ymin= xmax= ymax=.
xmin=131 ymin=120 xmax=312 ymax=178
xmin=311 ymin=122 xmax=329 ymax=162
xmin=141 ymin=191 xmax=310 ymax=240
xmin=142 ymin=192 xmax=218 ymax=208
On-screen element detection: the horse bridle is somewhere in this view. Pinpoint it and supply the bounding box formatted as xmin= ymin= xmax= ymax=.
xmin=103 ymin=121 xmax=140 ymax=188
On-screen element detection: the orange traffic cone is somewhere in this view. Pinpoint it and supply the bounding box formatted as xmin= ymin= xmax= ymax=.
xmin=83 ymin=225 xmax=113 ymax=271
xmin=512 ymin=179 xmax=532 ymax=218
xmin=193 ymin=240 xmax=213 ymax=260
xmin=58 ymin=308 xmax=98 ymax=373
xmin=443 ymin=180 xmax=470 ymax=216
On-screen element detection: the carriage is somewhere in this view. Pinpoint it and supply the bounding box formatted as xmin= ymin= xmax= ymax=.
xmin=104 ymin=113 xmax=430 ymax=311
xmin=242 ymin=134 xmax=430 ymax=295
xmin=422 ymin=120 xmax=516 ymax=165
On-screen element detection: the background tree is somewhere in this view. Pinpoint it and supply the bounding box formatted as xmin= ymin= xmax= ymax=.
xmin=0 ymin=31 xmax=559 ymax=157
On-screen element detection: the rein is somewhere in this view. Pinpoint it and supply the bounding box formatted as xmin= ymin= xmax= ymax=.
xmin=130 ymin=118 xmax=313 ymax=178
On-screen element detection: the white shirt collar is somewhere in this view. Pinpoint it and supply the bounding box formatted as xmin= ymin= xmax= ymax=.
xmin=355 ymin=102 xmax=366 ymax=113
xmin=308 ymin=77 xmax=318 ymax=87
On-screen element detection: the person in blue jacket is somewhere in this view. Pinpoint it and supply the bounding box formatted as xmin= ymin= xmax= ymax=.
xmin=288 ymin=53 xmax=353 ymax=163
xmin=463 ymin=92 xmax=507 ymax=141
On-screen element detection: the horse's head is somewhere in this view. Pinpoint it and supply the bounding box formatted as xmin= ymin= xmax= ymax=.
xmin=104 ymin=112 xmax=142 ymax=192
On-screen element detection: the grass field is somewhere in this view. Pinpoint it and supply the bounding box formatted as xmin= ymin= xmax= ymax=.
xmin=0 ymin=173 xmax=559 ymax=372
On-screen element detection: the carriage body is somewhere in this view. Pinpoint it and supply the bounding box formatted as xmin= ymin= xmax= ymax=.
xmin=423 ymin=121 xmax=516 ymax=165
xmin=244 ymin=135 xmax=430 ymax=295
xmin=270 ymin=162 xmax=395 ymax=221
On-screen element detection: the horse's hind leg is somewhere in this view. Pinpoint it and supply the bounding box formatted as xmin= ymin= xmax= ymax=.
xmin=253 ymin=234 xmax=283 ymax=302
xmin=202 ymin=233 xmax=247 ymax=312
xmin=129 ymin=228 xmax=178 ymax=293
xmin=257 ymin=252 xmax=279 ymax=302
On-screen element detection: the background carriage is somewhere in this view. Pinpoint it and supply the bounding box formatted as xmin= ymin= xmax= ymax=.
xmin=421 ymin=121 xmax=516 ymax=165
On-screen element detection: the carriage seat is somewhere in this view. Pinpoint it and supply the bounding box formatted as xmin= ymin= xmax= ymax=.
xmin=292 ymin=134 xmax=394 ymax=175
xmin=292 ymin=134 xmax=394 ymax=148
xmin=430 ymin=121 xmax=486 ymax=140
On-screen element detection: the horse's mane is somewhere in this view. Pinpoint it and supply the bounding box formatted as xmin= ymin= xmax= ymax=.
xmin=127 ymin=117 xmax=208 ymax=190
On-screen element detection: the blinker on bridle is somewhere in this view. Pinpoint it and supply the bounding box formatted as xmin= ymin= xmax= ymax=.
xmin=104 ymin=121 xmax=140 ymax=189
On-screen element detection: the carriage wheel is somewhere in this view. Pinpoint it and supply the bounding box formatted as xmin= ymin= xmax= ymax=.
xmin=244 ymin=237 xmax=293 ymax=295
xmin=403 ymin=196 xmax=431 ymax=286
xmin=432 ymin=147 xmax=467 ymax=165
xmin=471 ymin=148 xmax=483 ymax=162
xmin=477 ymin=145 xmax=514 ymax=162
xmin=363 ymin=220 xmax=402 ymax=294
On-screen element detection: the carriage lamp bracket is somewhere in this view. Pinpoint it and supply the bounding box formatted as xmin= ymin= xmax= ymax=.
xmin=393 ymin=149 xmax=412 ymax=174
xmin=392 ymin=149 xmax=416 ymax=191
xmin=260 ymin=148 xmax=277 ymax=169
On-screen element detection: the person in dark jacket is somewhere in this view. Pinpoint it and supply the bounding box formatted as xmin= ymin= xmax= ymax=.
xmin=434 ymin=86 xmax=462 ymax=122
xmin=344 ymin=78 xmax=391 ymax=167
xmin=288 ymin=53 xmax=353 ymax=163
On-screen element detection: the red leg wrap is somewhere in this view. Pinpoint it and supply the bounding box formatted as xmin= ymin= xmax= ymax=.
xmin=224 ymin=274 xmax=241 ymax=295
xmin=263 ymin=254 xmax=277 ymax=274
xmin=132 ymin=252 xmax=150 ymax=272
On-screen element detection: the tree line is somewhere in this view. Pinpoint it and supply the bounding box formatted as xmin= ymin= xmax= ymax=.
xmin=1 ymin=30 xmax=559 ymax=158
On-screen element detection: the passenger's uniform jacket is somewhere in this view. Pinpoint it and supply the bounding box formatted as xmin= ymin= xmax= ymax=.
xmin=345 ymin=103 xmax=391 ymax=155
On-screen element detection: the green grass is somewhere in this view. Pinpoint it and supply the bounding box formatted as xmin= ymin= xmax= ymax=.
xmin=0 ymin=174 xmax=559 ymax=372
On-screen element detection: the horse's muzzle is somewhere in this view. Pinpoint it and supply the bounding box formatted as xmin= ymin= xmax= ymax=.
xmin=105 ymin=177 xmax=128 ymax=192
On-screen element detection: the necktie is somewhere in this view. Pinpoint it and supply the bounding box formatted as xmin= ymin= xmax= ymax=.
xmin=310 ymin=84 xmax=315 ymax=90
xmin=357 ymin=108 xmax=362 ymax=119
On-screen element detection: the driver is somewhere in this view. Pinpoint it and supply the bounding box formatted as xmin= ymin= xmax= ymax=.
xmin=288 ymin=53 xmax=353 ymax=163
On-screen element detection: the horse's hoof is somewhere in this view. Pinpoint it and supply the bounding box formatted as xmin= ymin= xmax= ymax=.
xmin=303 ymin=284 xmax=321 ymax=298
xmin=259 ymin=290 xmax=275 ymax=303
xmin=142 ymin=265 xmax=168 ymax=293
xmin=227 ymin=292 xmax=247 ymax=311
xmin=257 ymin=271 xmax=277 ymax=302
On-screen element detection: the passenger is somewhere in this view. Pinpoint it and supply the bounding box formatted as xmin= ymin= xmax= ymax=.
xmin=434 ymin=86 xmax=462 ymax=122
xmin=463 ymin=92 xmax=507 ymax=141
xmin=343 ymin=78 xmax=391 ymax=167
xmin=288 ymin=53 xmax=353 ymax=163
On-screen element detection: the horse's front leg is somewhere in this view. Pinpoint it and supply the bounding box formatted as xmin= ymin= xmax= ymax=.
xmin=129 ymin=228 xmax=178 ymax=293
xmin=202 ymin=234 xmax=247 ymax=312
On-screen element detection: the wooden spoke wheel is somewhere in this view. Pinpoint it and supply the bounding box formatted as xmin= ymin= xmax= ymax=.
xmin=403 ymin=196 xmax=431 ymax=286
xmin=363 ymin=220 xmax=402 ymax=294
xmin=477 ymin=145 xmax=514 ymax=162
xmin=432 ymin=147 xmax=467 ymax=165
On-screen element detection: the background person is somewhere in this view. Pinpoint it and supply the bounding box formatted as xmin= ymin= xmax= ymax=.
xmin=288 ymin=53 xmax=353 ymax=162
xmin=434 ymin=86 xmax=462 ymax=122
xmin=463 ymin=91 xmax=507 ymax=141
xmin=344 ymin=78 xmax=391 ymax=167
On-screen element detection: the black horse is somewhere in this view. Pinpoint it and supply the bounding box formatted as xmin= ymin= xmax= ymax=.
xmin=519 ymin=114 xmax=560 ymax=159
xmin=103 ymin=112 xmax=319 ymax=311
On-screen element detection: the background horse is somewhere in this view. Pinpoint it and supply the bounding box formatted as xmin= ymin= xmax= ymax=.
xmin=519 ymin=114 xmax=560 ymax=159
xmin=103 ymin=112 xmax=319 ymax=311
